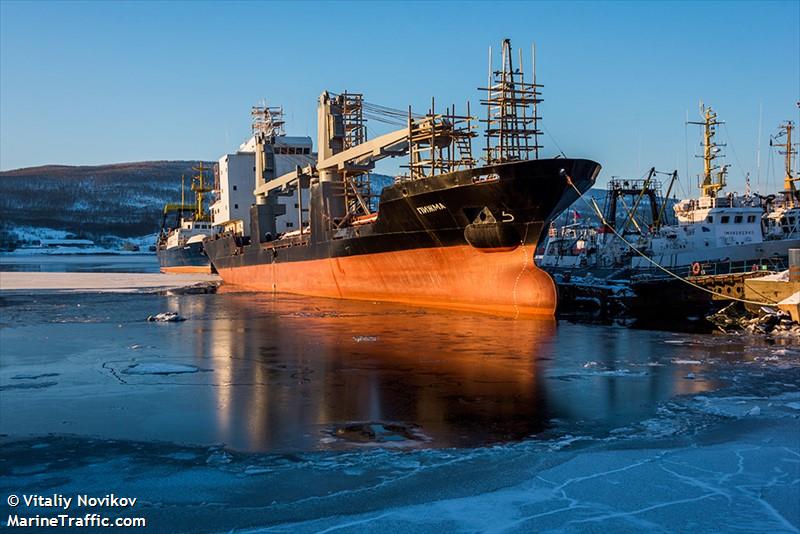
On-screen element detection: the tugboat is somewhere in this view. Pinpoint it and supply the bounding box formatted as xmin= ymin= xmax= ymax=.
xmin=630 ymin=108 xmax=800 ymax=324
xmin=539 ymin=106 xmax=800 ymax=324
xmin=763 ymin=121 xmax=800 ymax=241
xmin=632 ymin=107 xmax=800 ymax=276
xmin=204 ymin=40 xmax=601 ymax=316
xmin=157 ymin=163 xmax=216 ymax=274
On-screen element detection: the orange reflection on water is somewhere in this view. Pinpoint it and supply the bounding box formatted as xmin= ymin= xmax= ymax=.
xmin=204 ymin=293 xmax=557 ymax=451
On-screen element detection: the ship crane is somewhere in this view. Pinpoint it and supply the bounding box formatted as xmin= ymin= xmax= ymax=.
xmin=254 ymin=39 xmax=538 ymax=232
xmin=253 ymin=126 xmax=408 ymax=196
xmin=255 ymin=92 xmax=475 ymax=228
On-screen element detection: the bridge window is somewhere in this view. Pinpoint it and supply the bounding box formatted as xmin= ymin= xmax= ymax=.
xmin=734 ymin=215 xmax=743 ymax=224
xmin=720 ymin=216 xmax=730 ymax=224
xmin=706 ymin=216 xmax=713 ymax=223
xmin=747 ymin=215 xmax=756 ymax=223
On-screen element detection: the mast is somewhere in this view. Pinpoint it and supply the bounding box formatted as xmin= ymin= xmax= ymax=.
xmin=191 ymin=162 xmax=214 ymax=221
xmin=771 ymin=121 xmax=798 ymax=207
xmin=688 ymin=104 xmax=728 ymax=198
xmin=480 ymin=38 xmax=542 ymax=164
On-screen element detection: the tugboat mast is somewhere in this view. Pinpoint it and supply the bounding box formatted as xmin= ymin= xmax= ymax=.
xmin=190 ymin=162 xmax=214 ymax=221
xmin=771 ymin=120 xmax=798 ymax=207
xmin=689 ymin=104 xmax=728 ymax=198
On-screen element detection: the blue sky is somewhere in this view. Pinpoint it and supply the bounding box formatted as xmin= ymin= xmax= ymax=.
xmin=1 ymin=0 xmax=798 ymax=194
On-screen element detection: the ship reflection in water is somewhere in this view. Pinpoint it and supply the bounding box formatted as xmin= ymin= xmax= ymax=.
xmin=1 ymin=289 xmax=738 ymax=453
xmin=204 ymin=293 xmax=556 ymax=451
xmin=165 ymin=291 xmax=726 ymax=452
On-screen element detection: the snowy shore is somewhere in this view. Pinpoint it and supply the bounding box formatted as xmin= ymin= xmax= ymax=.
xmin=0 ymin=272 xmax=219 ymax=293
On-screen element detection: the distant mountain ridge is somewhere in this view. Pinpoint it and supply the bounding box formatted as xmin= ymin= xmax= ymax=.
xmin=0 ymin=161 xmax=212 ymax=239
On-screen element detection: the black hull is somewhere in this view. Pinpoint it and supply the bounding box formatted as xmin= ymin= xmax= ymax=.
xmin=205 ymin=158 xmax=601 ymax=269
xmin=157 ymin=241 xmax=214 ymax=274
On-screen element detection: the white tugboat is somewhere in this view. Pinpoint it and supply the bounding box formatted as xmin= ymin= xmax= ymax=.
xmin=631 ymin=106 xmax=799 ymax=275
xmin=763 ymin=120 xmax=800 ymax=241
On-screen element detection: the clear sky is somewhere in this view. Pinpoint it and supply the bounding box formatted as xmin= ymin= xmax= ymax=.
xmin=1 ymin=0 xmax=798 ymax=195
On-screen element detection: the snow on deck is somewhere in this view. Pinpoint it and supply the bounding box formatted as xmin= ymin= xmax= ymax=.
xmin=0 ymin=272 xmax=220 ymax=293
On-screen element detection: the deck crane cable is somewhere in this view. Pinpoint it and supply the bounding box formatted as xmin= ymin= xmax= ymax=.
xmin=562 ymin=174 xmax=779 ymax=307
xmin=541 ymin=124 xmax=567 ymax=158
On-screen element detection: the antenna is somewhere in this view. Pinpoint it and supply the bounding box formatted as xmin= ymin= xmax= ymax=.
xmin=688 ymin=104 xmax=726 ymax=198
xmin=756 ymin=102 xmax=763 ymax=191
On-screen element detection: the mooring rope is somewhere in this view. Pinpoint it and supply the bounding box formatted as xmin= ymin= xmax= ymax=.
xmin=562 ymin=174 xmax=778 ymax=307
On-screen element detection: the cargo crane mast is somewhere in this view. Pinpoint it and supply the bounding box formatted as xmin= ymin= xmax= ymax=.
xmin=256 ymin=39 xmax=557 ymax=230
xmin=251 ymin=104 xmax=286 ymax=189
xmin=406 ymin=100 xmax=475 ymax=179
xmin=340 ymin=92 xmax=373 ymax=218
xmin=688 ymin=104 xmax=728 ymax=198
xmin=262 ymin=92 xmax=475 ymax=229
xmin=770 ymin=120 xmax=798 ymax=207
xmin=480 ymin=38 xmax=542 ymax=164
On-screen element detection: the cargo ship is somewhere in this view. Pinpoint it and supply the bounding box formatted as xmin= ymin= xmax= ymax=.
xmin=157 ymin=163 xmax=216 ymax=274
xmin=204 ymin=40 xmax=601 ymax=315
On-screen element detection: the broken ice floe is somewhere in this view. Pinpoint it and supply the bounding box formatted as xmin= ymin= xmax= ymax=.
xmin=708 ymin=302 xmax=800 ymax=337
xmin=206 ymin=449 xmax=233 ymax=466
xmin=551 ymin=366 xmax=647 ymax=381
xmin=0 ymin=381 xmax=57 ymax=391
xmin=324 ymin=422 xmax=430 ymax=447
xmin=122 ymin=363 xmax=202 ymax=375
xmin=11 ymin=372 xmax=59 ymax=380
xmin=146 ymin=312 xmax=186 ymax=322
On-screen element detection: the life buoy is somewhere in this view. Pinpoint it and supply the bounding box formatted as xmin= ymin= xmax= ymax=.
xmin=751 ymin=263 xmax=759 ymax=272
xmin=691 ymin=262 xmax=701 ymax=276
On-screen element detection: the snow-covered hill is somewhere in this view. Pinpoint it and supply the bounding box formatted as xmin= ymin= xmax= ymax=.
xmin=0 ymin=161 xmax=206 ymax=243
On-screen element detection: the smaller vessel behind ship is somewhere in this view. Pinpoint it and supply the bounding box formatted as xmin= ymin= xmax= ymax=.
xmin=157 ymin=163 xmax=216 ymax=274
xmin=540 ymin=106 xmax=800 ymax=323
xmin=630 ymin=109 xmax=800 ymax=321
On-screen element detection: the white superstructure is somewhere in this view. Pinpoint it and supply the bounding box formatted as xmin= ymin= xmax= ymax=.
xmin=212 ymin=141 xmax=257 ymax=234
xmin=211 ymin=108 xmax=316 ymax=238
xmin=634 ymin=194 xmax=776 ymax=269
xmin=165 ymin=219 xmax=215 ymax=249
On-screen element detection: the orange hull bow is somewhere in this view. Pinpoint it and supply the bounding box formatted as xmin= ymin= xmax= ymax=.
xmin=217 ymin=244 xmax=556 ymax=316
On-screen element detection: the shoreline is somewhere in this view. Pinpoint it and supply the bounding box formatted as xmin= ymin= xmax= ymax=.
xmin=0 ymin=271 xmax=220 ymax=293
